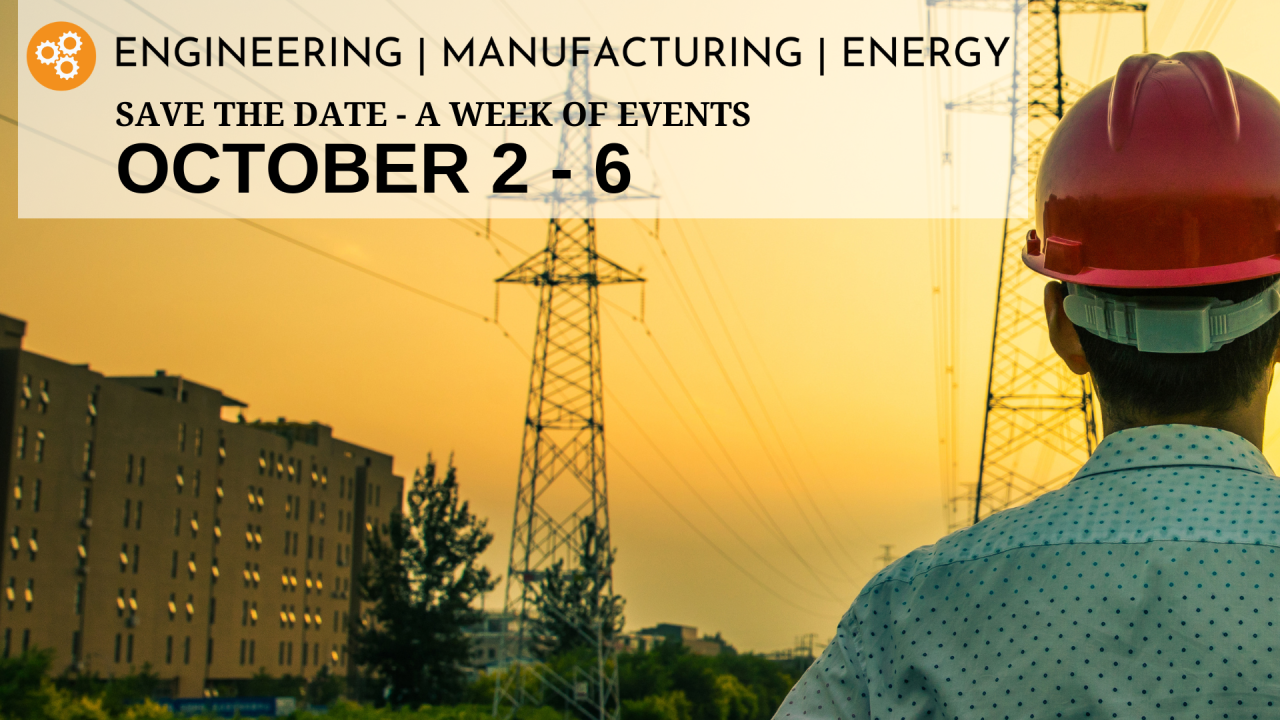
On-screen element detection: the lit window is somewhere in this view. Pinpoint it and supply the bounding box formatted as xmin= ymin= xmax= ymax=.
xmin=187 ymin=554 xmax=197 ymax=578
xmin=33 ymin=431 xmax=44 ymax=463
xmin=168 ymin=594 xmax=177 ymax=619
xmin=19 ymin=375 xmax=31 ymax=409
xmin=27 ymin=529 xmax=37 ymax=560
xmin=12 ymin=477 xmax=22 ymax=510
xmin=16 ymin=426 xmax=25 ymax=460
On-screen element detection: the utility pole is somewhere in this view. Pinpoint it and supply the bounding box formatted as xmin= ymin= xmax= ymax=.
xmin=928 ymin=0 xmax=1146 ymax=529
xmin=492 ymin=61 xmax=651 ymax=720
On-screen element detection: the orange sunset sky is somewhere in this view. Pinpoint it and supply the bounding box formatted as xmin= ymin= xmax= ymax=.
xmin=6 ymin=0 xmax=1280 ymax=651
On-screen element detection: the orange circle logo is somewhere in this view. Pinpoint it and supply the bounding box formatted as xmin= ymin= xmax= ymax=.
xmin=27 ymin=22 xmax=96 ymax=91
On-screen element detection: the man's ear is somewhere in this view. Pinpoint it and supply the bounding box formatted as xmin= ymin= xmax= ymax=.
xmin=1045 ymin=282 xmax=1091 ymax=376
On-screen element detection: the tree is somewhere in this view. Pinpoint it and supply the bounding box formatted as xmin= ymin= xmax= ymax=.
xmin=354 ymin=454 xmax=496 ymax=707
xmin=529 ymin=517 xmax=625 ymax=659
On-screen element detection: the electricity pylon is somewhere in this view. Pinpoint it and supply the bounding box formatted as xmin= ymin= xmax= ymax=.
xmin=928 ymin=0 xmax=1147 ymax=530
xmin=492 ymin=61 xmax=652 ymax=720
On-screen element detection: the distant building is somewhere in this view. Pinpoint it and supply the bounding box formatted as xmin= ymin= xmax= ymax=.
xmin=0 ymin=313 xmax=403 ymax=696
xmin=463 ymin=611 xmax=517 ymax=670
xmin=634 ymin=623 xmax=732 ymax=656
xmin=614 ymin=630 xmax=662 ymax=655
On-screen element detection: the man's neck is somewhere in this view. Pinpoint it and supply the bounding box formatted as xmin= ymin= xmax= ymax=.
xmin=1099 ymin=380 xmax=1270 ymax=449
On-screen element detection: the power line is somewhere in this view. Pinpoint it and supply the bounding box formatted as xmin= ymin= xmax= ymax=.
xmin=0 ymin=113 xmax=526 ymax=359
xmin=607 ymin=442 xmax=830 ymax=618
xmin=605 ymin=299 xmax=854 ymax=589
xmin=652 ymin=216 xmax=864 ymax=582
xmin=604 ymin=310 xmax=843 ymax=601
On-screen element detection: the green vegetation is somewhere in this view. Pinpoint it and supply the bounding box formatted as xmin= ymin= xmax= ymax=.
xmin=354 ymin=455 xmax=497 ymax=707
xmin=529 ymin=517 xmax=625 ymax=659
xmin=617 ymin=644 xmax=798 ymax=720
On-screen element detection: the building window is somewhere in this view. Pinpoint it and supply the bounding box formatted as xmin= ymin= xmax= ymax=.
xmin=193 ymin=471 xmax=201 ymax=498
xmin=195 ymin=428 xmax=203 ymax=457
xmin=115 ymin=634 xmax=122 ymax=663
xmin=176 ymin=466 xmax=184 ymax=494
xmin=86 ymin=387 xmax=98 ymax=426
xmin=190 ymin=511 xmax=199 ymax=539
xmin=126 ymin=634 xmax=134 ymax=663
xmin=126 ymin=454 xmax=134 ymax=484
xmin=72 ymin=631 xmax=81 ymax=662
xmin=250 ymin=601 xmax=258 ymax=626
xmin=259 ymin=451 xmax=267 ymax=475
xmin=183 ymin=636 xmax=191 ymax=665
xmin=24 ymin=579 xmax=33 ymax=610
xmin=168 ymin=593 xmax=177 ymax=620
xmin=376 ymin=486 xmax=381 ymax=507
xmin=173 ymin=509 xmax=181 ymax=536
xmin=218 ymin=432 xmax=226 ymax=465
xmin=33 ymin=431 xmax=44 ymax=463
xmin=318 ymin=537 xmax=324 ymax=561
xmin=188 ymin=553 xmax=197 ymax=579
xmin=209 ymin=596 xmax=217 ymax=623
xmin=178 ymin=422 xmax=186 ymax=452
xmin=185 ymin=594 xmax=195 ymax=621
xmin=12 ymin=477 xmax=22 ymax=511
xmin=116 ymin=588 xmax=126 ymax=617
xmin=79 ymin=488 xmax=89 ymax=522
xmin=74 ymin=582 xmax=83 ymax=615
xmin=170 ymin=551 xmax=178 ymax=579
xmin=138 ymin=456 xmax=146 ymax=486
xmin=216 ymin=478 xmax=224 ymax=503
xmin=9 ymin=527 xmax=19 ymax=560
xmin=120 ymin=544 xmax=129 ymax=572
xmin=165 ymin=636 xmax=173 ymax=664
xmin=249 ymin=640 xmax=255 ymax=665
xmin=82 ymin=441 xmax=93 ymax=473
xmin=37 ymin=379 xmax=49 ymax=413
xmin=21 ymin=630 xmax=30 ymax=654
xmin=123 ymin=499 xmax=132 ymax=528
xmin=27 ymin=529 xmax=37 ymax=561
xmin=308 ymin=500 xmax=315 ymax=522
xmin=19 ymin=375 xmax=30 ymax=410
xmin=240 ymin=639 xmax=247 ymax=665
xmin=77 ymin=536 xmax=87 ymax=569
xmin=16 ymin=426 xmax=25 ymax=459
xmin=307 ymin=535 xmax=314 ymax=560
xmin=133 ymin=545 xmax=140 ymax=574
xmin=32 ymin=480 xmax=40 ymax=512
xmin=207 ymin=638 xmax=214 ymax=664
xmin=135 ymin=501 xmax=143 ymax=530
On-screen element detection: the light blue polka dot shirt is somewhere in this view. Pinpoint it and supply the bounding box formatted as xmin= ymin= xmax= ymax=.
xmin=774 ymin=425 xmax=1280 ymax=719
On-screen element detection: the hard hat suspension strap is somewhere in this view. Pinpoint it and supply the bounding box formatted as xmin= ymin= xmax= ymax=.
xmin=1063 ymin=280 xmax=1280 ymax=354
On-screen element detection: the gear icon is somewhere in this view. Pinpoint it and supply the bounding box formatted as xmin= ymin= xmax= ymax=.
xmin=58 ymin=31 xmax=82 ymax=56
xmin=54 ymin=56 xmax=79 ymax=81
xmin=34 ymin=41 xmax=60 ymax=65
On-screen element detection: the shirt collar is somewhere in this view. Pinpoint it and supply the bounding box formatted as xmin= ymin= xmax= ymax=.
xmin=1075 ymin=424 xmax=1273 ymax=480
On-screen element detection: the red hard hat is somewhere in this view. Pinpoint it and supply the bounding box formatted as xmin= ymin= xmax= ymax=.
xmin=1023 ymin=51 xmax=1280 ymax=289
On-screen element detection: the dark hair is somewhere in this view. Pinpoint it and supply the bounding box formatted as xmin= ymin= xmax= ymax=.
xmin=1074 ymin=274 xmax=1280 ymax=424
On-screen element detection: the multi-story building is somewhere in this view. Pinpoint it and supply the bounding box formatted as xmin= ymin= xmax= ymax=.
xmin=0 ymin=313 xmax=403 ymax=696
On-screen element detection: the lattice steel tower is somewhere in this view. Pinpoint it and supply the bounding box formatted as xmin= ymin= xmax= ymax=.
xmin=931 ymin=0 xmax=1146 ymax=529
xmin=493 ymin=61 xmax=644 ymax=720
